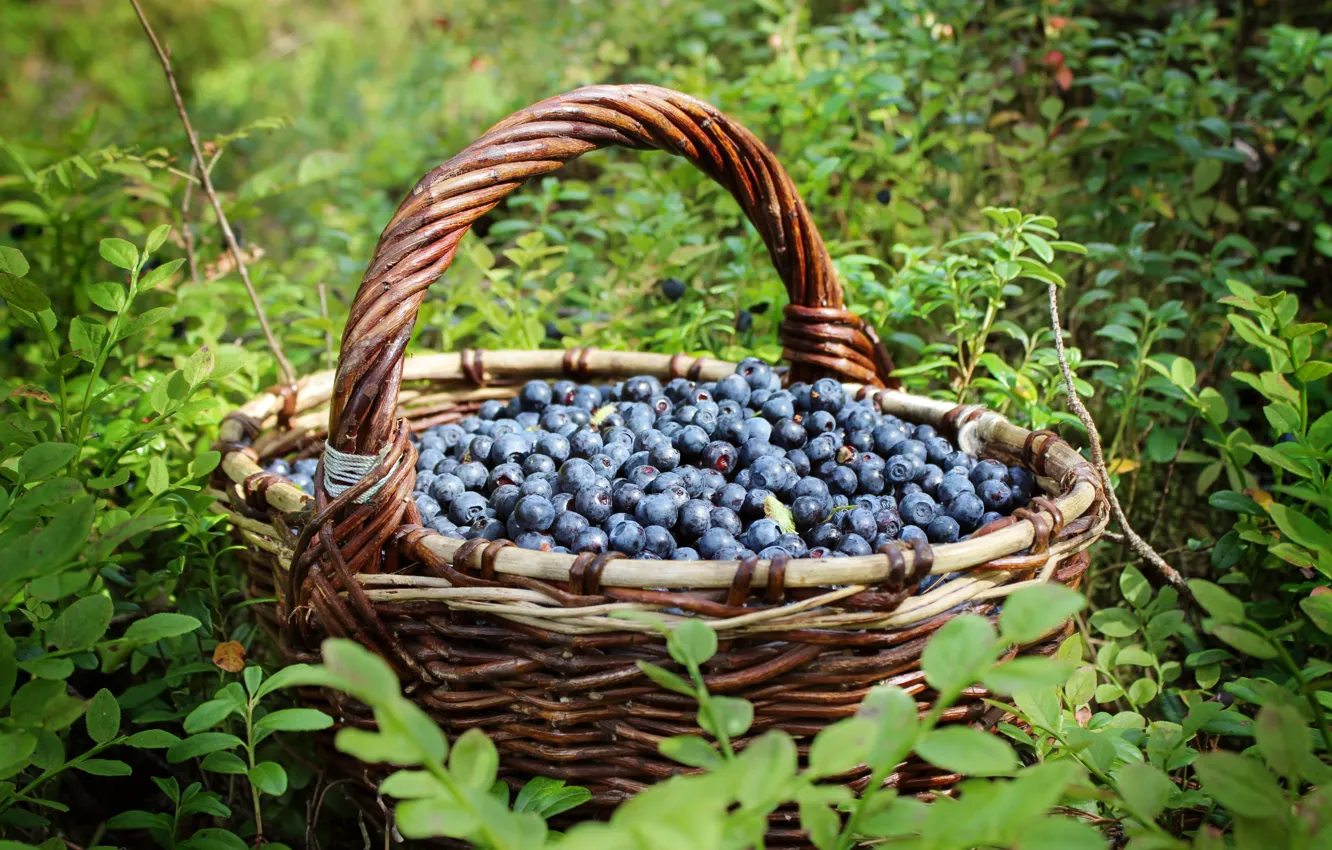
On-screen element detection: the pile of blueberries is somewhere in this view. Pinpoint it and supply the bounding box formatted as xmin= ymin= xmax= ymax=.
xmin=265 ymin=358 xmax=1036 ymax=561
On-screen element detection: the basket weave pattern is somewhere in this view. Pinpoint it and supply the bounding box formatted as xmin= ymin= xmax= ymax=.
xmin=213 ymin=85 xmax=1109 ymax=831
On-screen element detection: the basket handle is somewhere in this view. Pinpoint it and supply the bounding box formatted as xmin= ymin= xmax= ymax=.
xmin=328 ymin=84 xmax=893 ymax=456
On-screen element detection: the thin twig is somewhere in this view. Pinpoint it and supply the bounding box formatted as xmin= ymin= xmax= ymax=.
xmin=178 ymin=147 xmax=222 ymax=286
xmin=179 ymin=160 xmax=200 ymax=284
xmin=129 ymin=0 xmax=295 ymax=384
xmin=1047 ymin=284 xmax=1189 ymax=595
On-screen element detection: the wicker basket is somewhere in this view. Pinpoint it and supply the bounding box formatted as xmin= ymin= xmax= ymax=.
xmin=212 ymin=85 xmax=1108 ymax=840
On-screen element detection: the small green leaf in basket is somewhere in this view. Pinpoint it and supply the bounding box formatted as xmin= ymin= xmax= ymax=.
xmin=590 ymin=404 xmax=617 ymax=427
xmin=764 ymin=494 xmax=795 ymax=534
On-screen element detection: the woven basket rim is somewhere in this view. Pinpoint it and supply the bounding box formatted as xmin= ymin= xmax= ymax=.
xmin=215 ymin=348 xmax=1107 ymax=597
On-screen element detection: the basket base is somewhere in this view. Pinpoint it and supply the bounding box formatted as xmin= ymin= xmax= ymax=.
xmin=252 ymin=550 xmax=1091 ymax=849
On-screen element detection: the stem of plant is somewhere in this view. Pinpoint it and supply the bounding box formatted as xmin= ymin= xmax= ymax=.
xmin=245 ymin=698 xmax=264 ymax=846
xmin=128 ymin=0 xmax=294 ymax=384
xmin=1255 ymin=624 xmax=1332 ymax=752
xmin=72 ymin=264 xmax=138 ymax=467
xmin=837 ymin=687 xmax=958 ymax=850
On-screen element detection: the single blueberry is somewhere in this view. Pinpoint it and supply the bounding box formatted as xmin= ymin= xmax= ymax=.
xmin=608 ymin=520 xmax=647 ymax=555
xmin=978 ymin=479 xmax=1013 ymax=513
xmin=570 ymin=482 xmax=611 ymax=520
xmin=899 ymin=492 xmax=938 ymax=527
xmin=926 ymin=515 xmax=961 ymax=543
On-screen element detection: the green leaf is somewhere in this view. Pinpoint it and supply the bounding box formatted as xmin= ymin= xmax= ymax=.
xmin=699 ymin=696 xmax=753 ymax=739
xmin=76 ymin=758 xmax=131 ymax=776
xmin=140 ymin=257 xmax=186 ymax=290
xmin=916 ymin=726 xmax=1018 ymax=776
xmin=254 ymin=662 xmax=323 ymax=699
xmin=86 ymin=281 xmax=126 ymax=312
xmin=1169 ymin=356 xmax=1196 ymax=388
xmin=0 ymin=272 xmax=49 ymax=312
xmin=1209 ymin=625 xmax=1277 ymax=659
xmin=0 ymin=732 xmax=36 ymax=780
xmin=1208 ymin=490 xmax=1264 ymax=515
xmin=980 ymin=656 xmax=1075 ymax=694
xmin=146 ymin=454 xmax=170 ymax=495
xmin=184 ymin=346 xmax=214 ymax=386
xmin=1065 ymin=665 xmax=1097 ymax=706
xmin=764 ymin=494 xmax=795 ymax=534
xmin=1268 ymin=504 xmax=1332 ymax=552
xmin=1113 ymin=762 xmax=1177 ymax=820
xmin=117 ymin=306 xmax=173 ymax=341
xmin=1187 ymin=580 xmax=1244 ymax=625
xmin=254 ymin=708 xmax=332 ymax=738
xmin=1255 ymin=703 xmax=1310 ymax=781
xmin=380 ymin=769 xmax=445 ymax=799
xmin=124 ymin=613 xmax=201 ymax=645
xmin=450 ymin=728 xmax=499 ymax=791
xmin=19 ymin=443 xmax=77 ymax=480
xmin=335 ymin=727 xmax=419 ymax=766
xmin=248 ymin=761 xmax=288 ymax=796
xmin=797 ymin=792 xmax=840 ymax=850
xmin=99 ymin=238 xmax=139 ymax=271
xmin=167 ymin=733 xmax=244 ymax=763
xmin=125 ymin=729 xmax=180 ymax=749
xmin=1115 ymin=647 xmax=1155 ymax=667
xmin=24 ymin=495 xmax=96 ymax=574
xmin=1128 ymin=678 xmax=1158 ymax=704
xmin=513 ymin=776 xmax=591 ymax=818
xmin=200 ymin=751 xmax=250 ymax=774
xmin=1195 ymin=752 xmax=1286 ymax=818
xmin=1022 ymin=233 xmax=1055 ymax=263
xmin=106 ymin=810 xmax=170 ymax=831
xmin=658 ymin=735 xmax=722 ymax=769
xmin=0 ymin=245 xmax=30 ymax=277
xmin=396 ymin=796 xmax=480 ymax=839
xmin=669 ymin=619 xmax=717 ymax=667
xmin=636 ymin=661 xmax=696 ymax=697
xmin=1120 ymin=565 xmax=1152 ymax=608
xmin=807 ymin=716 xmax=874 ymax=778
xmin=1193 ymin=158 xmax=1223 ymax=195
xmin=999 ymin=583 xmax=1086 ymax=644
xmin=184 ymin=699 xmax=240 ymax=733
xmin=923 ymin=614 xmax=997 ymax=694
xmin=49 ymin=594 xmax=112 ymax=651
xmin=1294 ymin=360 xmax=1332 ymax=383
xmin=18 ymin=656 xmax=74 ymax=679
xmin=857 ymin=685 xmax=919 ymax=770
xmin=379 ymin=699 xmax=448 ymax=765
xmin=145 ymin=224 xmax=171 ymax=255
xmin=68 ymin=316 xmax=108 ymax=361
xmin=318 ymin=639 xmax=401 ymax=705
xmin=1300 ymin=595 xmax=1332 ymax=635
xmin=189 ymin=451 xmax=221 ymax=478
xmin=1013 ymin=817 xmax=1107 ymax=850
xmin=1089 ymin=608 xmax=1139 ymax=637
xmin=86 ymin=688 xmax=120 ymax=744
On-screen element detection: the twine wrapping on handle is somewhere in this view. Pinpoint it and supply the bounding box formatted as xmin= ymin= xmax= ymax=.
xmin=322 ymin=444 xmax=397 ymax=504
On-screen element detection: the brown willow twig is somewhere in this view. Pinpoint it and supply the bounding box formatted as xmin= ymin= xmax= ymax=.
xmin=1046 ymin=283 xmax=1189 ymax=595
xmin=129 ymin=0 xmax=295 ymax=384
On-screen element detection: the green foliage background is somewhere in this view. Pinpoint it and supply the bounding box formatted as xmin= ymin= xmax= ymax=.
xmin=1 ymin=0 xmax=1331 ymax=848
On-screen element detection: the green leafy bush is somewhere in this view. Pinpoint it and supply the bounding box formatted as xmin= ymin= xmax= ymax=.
xmin=1 ymin=1 xmax=1330 ymax=848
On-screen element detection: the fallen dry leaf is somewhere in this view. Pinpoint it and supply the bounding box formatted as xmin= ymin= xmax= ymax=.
xmin=213 ymin=640 xmax=246 ymax=673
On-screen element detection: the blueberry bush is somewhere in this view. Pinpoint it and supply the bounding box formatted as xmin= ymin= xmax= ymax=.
xmin=2 ymin=1 xmax=1331 ymax=848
